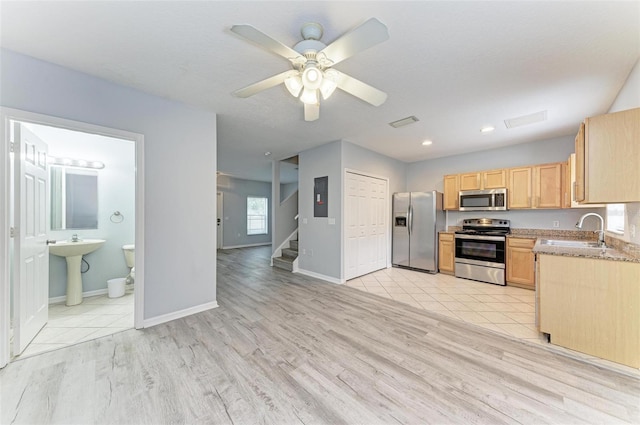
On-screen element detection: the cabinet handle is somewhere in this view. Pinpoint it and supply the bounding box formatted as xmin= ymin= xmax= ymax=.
xmin=573 ymin=181 xmax=577 ymax=202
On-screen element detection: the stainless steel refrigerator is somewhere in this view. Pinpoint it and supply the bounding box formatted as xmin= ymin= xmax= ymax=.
xmin=392 ymin=191 xmax=445 ymax=272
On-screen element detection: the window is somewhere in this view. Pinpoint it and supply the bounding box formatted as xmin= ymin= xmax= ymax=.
xmin=247 ymin=196 xmax=268 ymax=235
xmin=606 ymin=204 xmax=625 ymax=233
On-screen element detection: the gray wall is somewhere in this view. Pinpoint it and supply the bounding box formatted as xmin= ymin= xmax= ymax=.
xmin=1 ymin=49 xmax=217 ymax=319
xmin=217 ymin=175 xmax=271 ymax=248
xmin=298 ymin=141 xmax=342 ymax=279
xmin=407 ymin=136 xmax=604 ymax=231
xmin=298 ymin=140 xmax=407 ymax=281
xmin=280 ymin=182 xmax=298 ymax=202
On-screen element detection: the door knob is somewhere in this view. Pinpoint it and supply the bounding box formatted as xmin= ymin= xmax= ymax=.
xmin=46 ymin=240 xmax=57 ymax=245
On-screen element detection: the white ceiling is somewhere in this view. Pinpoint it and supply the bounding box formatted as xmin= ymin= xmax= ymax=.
xmin=1 ymin=1 xmax=638 ymax=182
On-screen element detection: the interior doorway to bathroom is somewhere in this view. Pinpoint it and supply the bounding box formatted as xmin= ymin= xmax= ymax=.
xmin=0 ymin=108 xmax=144 ymax=365
xmin=217 ymin=192 xmax=223 ymax=249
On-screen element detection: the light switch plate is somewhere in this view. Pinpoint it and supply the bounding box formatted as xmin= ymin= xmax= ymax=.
xmin=303 ymin=218 xmax=308 ymax=224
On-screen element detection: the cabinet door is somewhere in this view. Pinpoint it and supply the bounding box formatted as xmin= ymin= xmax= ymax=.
xmin=508 ymin=167 xmax=532 ymax=209
xmin=482 ymin=169 xmax=507 ymax=189
xmin=438 ymin=233 xmax=454 ymax=274
xmin=534 ymin=163 xmax=563 ymax=209
xmin=584 ymin=108 xmax=640 ymax=202
xmin=506 ymin=238 xmax=535 ymax=289
xmin=562 ymin=159 xmax=571 ymax=208
xmin=574 ymin=122 xmax=586 ymax=202
xmin=443 ymin=174 xmax=459 ymax=210
xmin=459 ymin=172 xmax=481 ymax=191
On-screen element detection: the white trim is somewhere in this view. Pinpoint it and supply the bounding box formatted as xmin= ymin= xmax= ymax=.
xmin=271 ymin=228 xmax=298 ymax=265
xmin=295 ymin=268 xmax=345 ymax=285
xmin=222 ymin=242 xmax=272 ymax=249
xmin=49 ymin=288 xmax=108 ymax=304
xmin=0 ymin=107 xmax=145 ymax=368
xmin=342 ymin=168 xmax=391 ymax=281
xmin=143 ymin=301 xmax=219 ymax=328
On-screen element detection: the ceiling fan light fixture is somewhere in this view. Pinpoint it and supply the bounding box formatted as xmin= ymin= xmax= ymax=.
xmin=300 ymin=87 xmax=319 ymax=105
xmin=302 ymin=65 xmax=322 ymax=90
xmin=319 ymin=69 xmax=338 ymax=99
xmin=284 ymin=74 xmax=303 ymax=97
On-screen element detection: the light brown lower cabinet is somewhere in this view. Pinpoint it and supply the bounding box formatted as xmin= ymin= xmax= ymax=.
xmin=506 ymin=237 xmax=535 ymax=290
xmin=438 ymin=233 xmax=454 ymax=274
xmin=539 ymin=254 xmax=640 ymax=368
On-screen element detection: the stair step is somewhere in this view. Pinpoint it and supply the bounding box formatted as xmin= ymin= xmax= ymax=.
xmin=289 ymin=240 xmax=298 ymax=250
xmin=273 ymin=256 xmax=294 ymax=272
xmin=282 ymin=248 xmax=298 ymax=259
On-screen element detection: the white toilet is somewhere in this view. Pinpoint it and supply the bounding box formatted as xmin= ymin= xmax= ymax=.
xmin=122 ymin=244 xmax=135 ymax=284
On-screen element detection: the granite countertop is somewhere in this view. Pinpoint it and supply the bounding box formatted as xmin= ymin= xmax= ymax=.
xmin=533 ymin=239 xmax=640 ymax=263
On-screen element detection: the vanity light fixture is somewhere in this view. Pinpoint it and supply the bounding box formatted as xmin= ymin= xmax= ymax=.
xmin=480 ymin=126 xmax=495 ymax=133
xmin=421 ymin=140 xmax=433 ymax=146
xmin=48 ymin=157 xmax=105 ymax=169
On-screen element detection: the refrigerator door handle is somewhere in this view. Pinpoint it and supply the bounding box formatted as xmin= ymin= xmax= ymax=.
xmin=407 ymin=204 xmax=412 ymax=235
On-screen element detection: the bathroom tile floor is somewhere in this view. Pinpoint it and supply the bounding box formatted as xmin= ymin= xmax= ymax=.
xmin=346 ymin=267 xmax=545 ymax=344
xmin=16 ymin=286 xmax=134 ymax=359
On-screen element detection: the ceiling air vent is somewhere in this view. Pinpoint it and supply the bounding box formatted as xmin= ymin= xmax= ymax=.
xmin=504 ymin=110 xmax=547 ymax=129
xmin=389 ymin=116 xmax=419 ymax=128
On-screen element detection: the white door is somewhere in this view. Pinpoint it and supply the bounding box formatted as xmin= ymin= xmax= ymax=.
xmin=216 ymin=192 xmax=223 ymax=249
xmin=345 ymin=172 xmax=387 ymax=280
xmin=13 ymin=122 xmax=49 ymax=355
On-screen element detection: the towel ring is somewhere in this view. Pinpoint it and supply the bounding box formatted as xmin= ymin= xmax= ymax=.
xmin=110 ymin=211 xmax=124 ymax=223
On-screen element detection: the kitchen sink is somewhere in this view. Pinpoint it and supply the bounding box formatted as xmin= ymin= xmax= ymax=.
xmin=539 ymin=239 xmax=603 ymax=249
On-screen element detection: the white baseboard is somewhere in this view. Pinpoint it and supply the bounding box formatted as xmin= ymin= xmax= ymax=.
xmin=49 ymin=288 xmax=108 ymax=304
xmin=222 ymin=242 xmax=271 ymax=249
xmin=295 ymin=268 xmax=345 ymax=285
xmin=143 ymin=301 xmax=219 ymax=328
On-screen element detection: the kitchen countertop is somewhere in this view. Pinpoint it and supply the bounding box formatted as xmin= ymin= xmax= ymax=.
xmin=533 ymin=238 xmax=640 ymax=263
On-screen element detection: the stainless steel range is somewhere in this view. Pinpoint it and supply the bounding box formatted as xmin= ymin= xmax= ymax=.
xmin=454 ymin=218 xmax=510 ymax=286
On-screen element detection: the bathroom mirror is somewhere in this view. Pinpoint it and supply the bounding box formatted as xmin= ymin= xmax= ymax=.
xmin=51 ymin=166 xmax=99 ymax=230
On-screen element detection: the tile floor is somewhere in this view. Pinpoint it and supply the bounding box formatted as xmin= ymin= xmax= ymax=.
xmin=16 ymin=286 xmax=135 ymax=359
xmin=346 ymin=267 xmax=545 ymax=344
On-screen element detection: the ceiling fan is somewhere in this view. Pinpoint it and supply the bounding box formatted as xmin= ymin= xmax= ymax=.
xmin=230 ymin=18 xmax=389 ymax=121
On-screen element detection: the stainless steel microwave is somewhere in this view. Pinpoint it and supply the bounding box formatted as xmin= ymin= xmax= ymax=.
xmin=458 ymin=188 xmax=508 ymax=211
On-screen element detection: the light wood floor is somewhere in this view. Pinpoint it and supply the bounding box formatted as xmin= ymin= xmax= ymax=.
xmin=1 ymin=246 xmax=639 ymax=424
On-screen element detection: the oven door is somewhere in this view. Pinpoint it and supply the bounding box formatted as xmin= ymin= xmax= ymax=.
xmin=454 ymin=234 xmax=505 ymax=267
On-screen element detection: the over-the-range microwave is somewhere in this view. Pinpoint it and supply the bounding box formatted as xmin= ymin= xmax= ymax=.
xmin=458 ymin=188 xmax=508 ymax=211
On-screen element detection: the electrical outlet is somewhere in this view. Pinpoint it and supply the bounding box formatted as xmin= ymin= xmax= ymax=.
xmin=302 ymin=248 xmax=306 ymax=255
xmin=553 ymin=221 xmax=560 ymax=228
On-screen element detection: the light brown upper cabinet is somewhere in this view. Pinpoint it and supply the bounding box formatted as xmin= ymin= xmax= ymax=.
xmin=576 ymin=107 xmax=640 ymax=203
xmin=534 ymin=163 xmax=563 ymax=209
xmin=508 ymin=163 xmax=563 ymax=209
xmin=508 ymin=167 xmax=533 ymax=209
xmin=443 ymin=174 xmax=459 ymax=210
xmin=565 ymin=153 xmax=604 ymax=208
xmin=483 ymin=169 xmax=507 ymax=189
xmin=459 ymin=170 xmax=506 ymax=191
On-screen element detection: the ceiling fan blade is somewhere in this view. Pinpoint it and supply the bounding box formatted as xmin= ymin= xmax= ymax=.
xmin=334 ymin=71 xmax=387 ymax=106
xmin=233 ymin=70 xmax=299 ymax=98
xmin=304 ymin=103 xmax=319 ymax=122
xmin=231 ymin=24 xmax=305 ymax=63
xmin=319 ymin=18 xmax=389 ymax=66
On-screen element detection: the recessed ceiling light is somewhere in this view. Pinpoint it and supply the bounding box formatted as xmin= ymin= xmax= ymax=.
xmin=264 ymin=151 xmax=271 ymax=156
xmin=480 ymin=126 xmax=495 ymax=133
xmin=421 ymin=140 xmax=433 ymax=146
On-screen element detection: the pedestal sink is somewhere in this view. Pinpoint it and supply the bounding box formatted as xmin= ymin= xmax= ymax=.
xmin=49 ymin=239 xmax=106 ymax=306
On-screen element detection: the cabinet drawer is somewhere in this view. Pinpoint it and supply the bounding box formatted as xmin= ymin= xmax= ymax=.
xmin=439 ymin=232 xmax=454 ymax=241
xmin=507 ymin=238 xmax=535 ymax=248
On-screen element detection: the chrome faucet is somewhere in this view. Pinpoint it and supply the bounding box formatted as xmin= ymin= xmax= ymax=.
xmin=575 ymin=213 xmax=605 ymax=247
xmin=71 ymin=234 xmax=79 ymax=242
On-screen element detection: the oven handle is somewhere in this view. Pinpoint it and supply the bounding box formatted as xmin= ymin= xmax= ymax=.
xmin=454 ymin=234 xmax=506 ymax=242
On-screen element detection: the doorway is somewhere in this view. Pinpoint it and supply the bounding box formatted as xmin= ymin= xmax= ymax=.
xmin=216 ymin=191 xmax=223 ymax=249
xmin=0 ymin=108 xmax=145 ymax=367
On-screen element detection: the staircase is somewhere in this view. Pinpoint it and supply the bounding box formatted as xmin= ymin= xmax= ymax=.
xmin=273 ymin=239 xmax=298 ymax=272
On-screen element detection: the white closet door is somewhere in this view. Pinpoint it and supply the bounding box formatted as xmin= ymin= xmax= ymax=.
xmin=345 ymin=172 xmax=387 ymax=280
